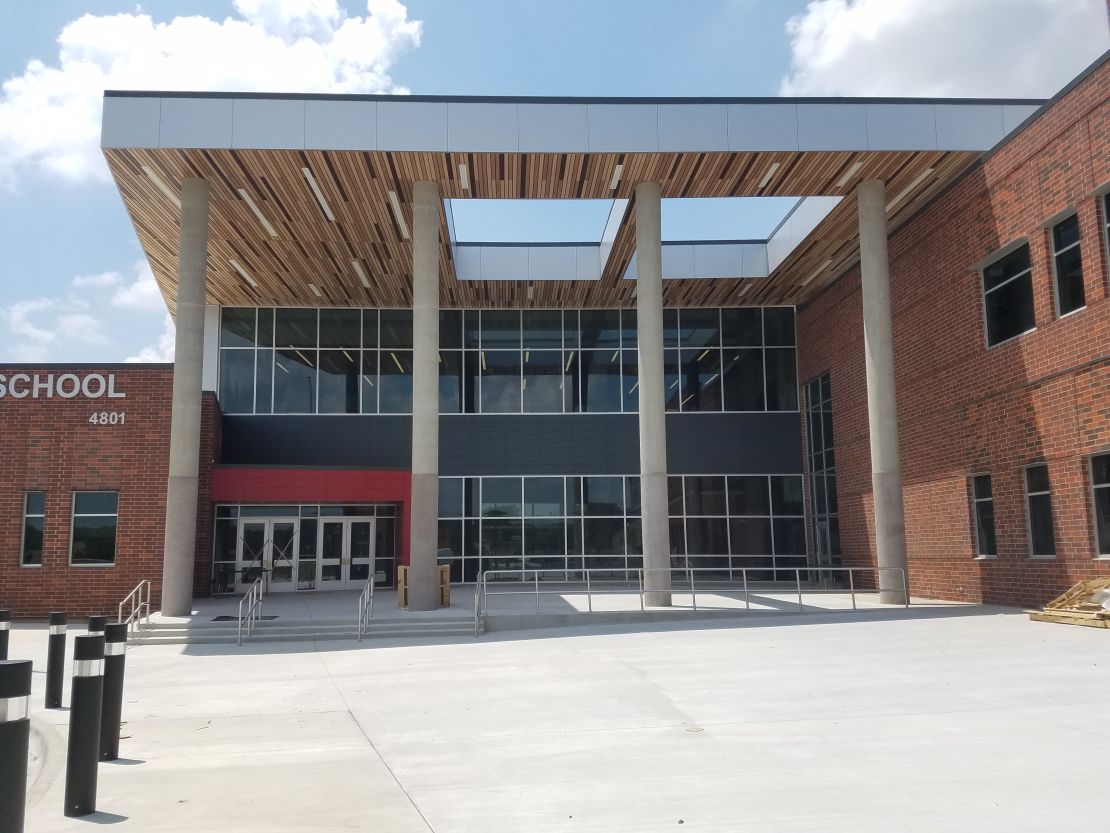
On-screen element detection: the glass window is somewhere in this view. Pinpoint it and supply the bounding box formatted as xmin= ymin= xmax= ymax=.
xmin=257 ymin=308 xmax=275 ymax=347
xmin=583 ymin=477 xmax=624 ymax=516
xmin=274 ymin=348 xmax=317 ymax=413
xmin=721 ymin=308 xmax=762 ymax=347
xmin=481 ymin=350 xmax=521 ymax=413
xmin=684 ymin=476 xmax=727 ymax=516
xmin=439 ymin=478 xmax=463 ymax=518
xmin=679 ymin=348 xmax=722 ymax=412
xmin=579 ymin=310 xmax=621 ymax=348
xmin=481 ymin=310 xmax=521 ymax=349
xmin=765 ymin=348 xmax=798 ymax=411
xmin=362 ymin=310 xmax=378 ymax=348
xmin=379 ymin=350 xmax=413 ymax=413
xmin=483 ymin=519 xmax=523 ymax=558
xmin=220 ymin=307 xmax=256 ymax=347
xmin=522 ymin=310 xmax=562 ymax=349
xmin=662 ymin=309 xmax=679 ymax=348
xmin=729 ymin=517 xmax=771 ymax=555
xmin=621 ymin=350 xmax=639 ymax=412
xmin=524 ymin=519 xmax=564 ymax=556
xmin=218 ymin=348 xmax=255 ymax=414
xmin=522 ymin=350 xmax=563 ymax=413
xmin=379 ymin=310 xmax=413 ymax=348
xmin=1024 ymin=463 xmax=1056 ymax=557
xmin=482 ymin=478 xmax=523 ymax=518
xmin=580 ymin=349 xmax=622 ymax=412
xmin=762 ymin=307 xmax=796 ymax=346
xmin=360 ymin=351 xmax=378 ymax=413
xmin=773 ymin=518 xmax=806 ymax=555
xmin=275 ymin=308 xmax=318 ymax=348
xmin=255 ymin=350 xmax=273 ymax=413
xmin=71 ymin=491 xmax=118 ymax=565
xmin=583 ymin=517 xmax=624 ymax=555
xmin=620 ymin=309 xmax=637 ymax=348
xmin=1092 ymin=453 xmax=1110 ymax=556
xmin=625 ymin=477 xmax=641 ymax=516
xmin=318 ymin=350 xmax=359 ymax=414
xmin=319 ymin=309 xmax=361 ymax=348
xmin=21 ymin=491 xmax=45 ymax=566
xmin=685 ymin=517 xmax=728 ymax=555
xmin=524 ymin=478 xmax=564 ymax=517
xmin=439 ymin=351 xmax=463 ymax=414
xmin=721 ymin=349 xmax=764 ymax=411
xmin=1051 ymin=214 xmax=1084 ymax=316
xmin=440 ymin=310 xmax=462 ymax=349
xmin=728 ymin=476 xmax=770 ymax=516
xmin=678 ymin=309 xmax=720 ymax=347
xmin=982 ymin=244 xmax=1035 ymax=346
xmin=438 ymin=520 xmax=463 ymax=559
xmin=771 ymin=476 xmax=804 ymax=516
xmin=971 ymin=474 xmax=997 ymax=557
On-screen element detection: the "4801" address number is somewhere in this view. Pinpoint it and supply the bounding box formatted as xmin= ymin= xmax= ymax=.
xmin=89 ymin=411 xmax=126 ymax=425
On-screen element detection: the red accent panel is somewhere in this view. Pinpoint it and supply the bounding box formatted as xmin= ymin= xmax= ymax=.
xmin=211 ymin=467 xmax=412 ymax=565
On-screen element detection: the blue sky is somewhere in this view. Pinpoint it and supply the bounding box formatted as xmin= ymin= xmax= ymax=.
xmin=0 ymin=0 xmax=1105 ymax=362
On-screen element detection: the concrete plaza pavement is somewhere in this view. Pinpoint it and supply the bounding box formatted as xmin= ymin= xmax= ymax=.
xmin=11 ymin=606 xmax=1110 ymax=832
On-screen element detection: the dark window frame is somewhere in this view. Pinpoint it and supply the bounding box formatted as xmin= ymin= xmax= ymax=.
xmin=980 ymin=243 xmax=1036 ymax=348
xmin=21 ymin=491 xmax=45 ymax=567
xmin=1049 ymin=212 xmax=1084 ymax=318
xmin=1089 ymin=452 xmax=1110 ymax=558
xmin=69 ymin=491 xmax=119 ymax=567
xmin=970 ymin=473 xmax=997 ymax=558
xmin=1023 ymin=463 xmax=1056 ymax=558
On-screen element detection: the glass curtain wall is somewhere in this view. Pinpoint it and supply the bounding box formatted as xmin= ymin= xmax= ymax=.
xmin=805 ymin=374 xmax=841 ymax=567
xmin=220 ymin=307 xmax=797 ymax=415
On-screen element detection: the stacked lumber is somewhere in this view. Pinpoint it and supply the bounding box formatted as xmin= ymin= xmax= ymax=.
xmin=1028 ymin=577 xmax=1110 ymax=628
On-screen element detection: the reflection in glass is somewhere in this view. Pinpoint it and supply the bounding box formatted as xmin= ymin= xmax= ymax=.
xmin=664 ymin=350 xmax=681 ymax=411
xmin=524 ymin=519 xmax=564 ymax=555
xmin=481 ymin=350 xmax=521 ymax=413
xmin=219 ymin=349 xmax=254 ymax=414
xmin=621 ymin=350 xmax=638 ymax=412
xmin=360 ymin=351 xmax=378 ymax=413
xmin=583 ymin=477 xmax=624 ymax=516
xmin=765 ymin=348 xmax=798 ymax=410
xmin=274 ymin=348 xmax=316 ymax=413
xmin=728 ymin=476 xmax=770 ymax=516
xmin=523 ymin=350 xmax=563 ymax=412
xmin=379 ymin=350 xmax=413 ymax=413
xmin=255 ymin=349 xmax=273 ymax=413
xmin=684 ymin=476 xmax=727 ymax=516
xmin=580 ymin=310 xmax=620 ymax=348
xmin=220 ymin=308 xmax=256 ymax=347
xmin=524 ymin=478 xmax=564 ymax=516
xmin=482 ymin=478 xmax=522 ymax=517
xmin=722 ymin=349 xmax=764 ymax=411
xmin=730 ymin=517 xmax=772 ymax=554
xmin=721 ymin=308 xmax=761 ymax=346
xmin=440 ymin=351 xmax=463 ymax=414
xmin=318 ymin=350 xmax=359 ymax=413
xmin=379 ymin=309 xmax=413 ymax=348
xmin=481 ymin=310 xmax=521 ymax=348
xmin=685 ymin=517 xmax=728 ymax=555
xmin=482 ymin=519 xmax=523 ymax=557
xmin=275 ymin=308 xmax=318 ymax=348
xmin=522 ymin=310 xmax=562 ymax=348
xmin=580 ymin=349 xmax=622 ymax=412
xmin=583 ymin=517 xmax=624 ymax=555
xmin=319 ymin=309 xmax=361 ymax=347
xmin=439 ymin=478 xmax=463 ymax=518
xmin=678 ymin=308 xmax=720 ymax=347
xmin=763 ymin=307 xmax=796 ymax=346
xmin=440 ymin=310 xmax=463 ymax=348
xmin=679 ymin=348 xmax=722 ymax=411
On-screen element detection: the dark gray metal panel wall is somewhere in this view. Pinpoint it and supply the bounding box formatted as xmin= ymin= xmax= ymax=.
xmin=221 ymin=413 xmax=802 ymax=474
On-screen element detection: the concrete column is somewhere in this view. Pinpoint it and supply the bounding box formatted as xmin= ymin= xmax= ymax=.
xmin=407 ymin=181 xmax=441 ymax=610
xmin=160 ymin=178 xmax=209 ymax=617
xmin=635 ymin=182 xmax=672 ymax=606
xmin=857 ymin=179 xmax=909 ymax=605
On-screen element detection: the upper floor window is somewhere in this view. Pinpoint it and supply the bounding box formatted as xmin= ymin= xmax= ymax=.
xmin=217 ymin=306 xmax=798 ymax=416
xmin=982 ymin=244 xmax=1035 ymax=347
xmin=70 ymin=491 xmax=118 ymax=566
xmin=1090 ymin=453 xmax=1110 ymax=558
xmin=1024 ymin=463 xmax=1056 ymax=558
xmin=1051 ymin=214 xmax=1084 ymax=316
xmin=970 ymin=474 xmax=997 ymax=558
xmin=21 ymin=491 xmax=45 ymax=566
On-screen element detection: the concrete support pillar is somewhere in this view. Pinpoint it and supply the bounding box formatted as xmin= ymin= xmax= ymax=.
xmin=160 ymin=178 xmax=209 ymax=617
xmin=857 ymin=180 xmax=909 ymax=605
xmin=407 ymin=181 xmax=441 ymax=610
xmin=635 ymin=182 xmax=672 ymax=606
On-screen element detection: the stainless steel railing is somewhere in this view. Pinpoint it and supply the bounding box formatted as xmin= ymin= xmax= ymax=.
xmin=117 ymin=579 xmax=151 ymax=634
xmin=237 ymin=577 xmax=265 ymax=646
xmin=473 ymin=565 xmax=909 ymax=633
xmin=356 ymin=576 xmax=376 ymax=641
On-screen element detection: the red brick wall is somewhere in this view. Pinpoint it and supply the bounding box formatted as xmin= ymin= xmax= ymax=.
xmin=0 ymin=367 xmax=173 ymax=617
xmin=798 ymin=58 xmax=1110 ymax=607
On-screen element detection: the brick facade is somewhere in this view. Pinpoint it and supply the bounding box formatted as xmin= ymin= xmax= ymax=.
xmin=0 ymin=366 xmax=174 ymax=616
xmin=797 ymin=57 xmax=1110 ymax=607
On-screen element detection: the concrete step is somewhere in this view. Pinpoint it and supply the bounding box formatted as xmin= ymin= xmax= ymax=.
xmin=130 ymin=618 xmax=476 ymax=645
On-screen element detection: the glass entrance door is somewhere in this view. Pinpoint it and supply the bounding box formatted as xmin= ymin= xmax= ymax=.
xmin=235 ymin=519 xmax=298 ymax=593
xmin=318 ymin=517 xmax=376 ymax=590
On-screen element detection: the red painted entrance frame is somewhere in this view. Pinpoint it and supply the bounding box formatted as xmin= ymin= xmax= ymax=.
xmin=210 ymin=467 xmax=412 ymax=565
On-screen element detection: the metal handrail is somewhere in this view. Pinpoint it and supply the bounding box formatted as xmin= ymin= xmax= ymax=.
xmin=117 ymin=579 xmax=151 ymax=634
xmin=237 ymin=577 xmax=264 ymax=646
xmin=356 ymin=577 xmax=376 ymax=641
xmin=473 ymin=565 xmax=909 ymax=632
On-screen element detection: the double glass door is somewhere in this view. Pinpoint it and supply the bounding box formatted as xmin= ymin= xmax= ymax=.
xmin=235 ymin=516 xmax=374 ymax=593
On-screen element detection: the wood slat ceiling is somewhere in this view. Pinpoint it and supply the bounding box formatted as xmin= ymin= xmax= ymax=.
xmin=104 ymin=147 xmax=980 ymax=315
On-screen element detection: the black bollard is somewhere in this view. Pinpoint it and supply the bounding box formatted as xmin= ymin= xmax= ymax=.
xmin=87 ymin=616 xmax=108 ymax=635
xmin=99 ymin=623 xmax=127 ymax=761
xmin=64 ymin=634 xmax=104 ymax=818
xmin=45 ymin=612 xmax=66 ymax=709
xmin=0 ymin=660 xmax=32 ymax=833
xmin=0 ymin=610 xmax=9 ymax=660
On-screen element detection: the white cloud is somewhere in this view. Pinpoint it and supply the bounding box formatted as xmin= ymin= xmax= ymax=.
xmin=55 ymin=312 xmax=110 ymax=345
xmin=781 ymin=0 xmax=1108 ymax=97
xmin=126 ymin=314 xmax=176 ymax=363
xmin=110 ymin=261 xmax=164 ymax=311
xmin=72 ymin=270 xmax=122 ymax=289
xmin=3 ymin=298 xmax=58 ymax=361
xmin=0 ymin=0 xmax=422 ymax=186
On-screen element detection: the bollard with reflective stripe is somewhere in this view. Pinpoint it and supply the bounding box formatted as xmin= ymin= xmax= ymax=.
xmin=64 ymin=634 xmax=104 ymax=818
xmin=0 ymin=660 xmax=32 ymax=833
xmin=0 ymin=610 xmax=10 ymax=661
xmin=87 ymin=616 xmax=108 ymax=636
xmin=99 ymin=623 xmax=127 ymax=761
xmin=45 ymin=612 xmax=66 ymax=709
